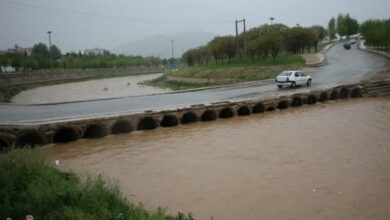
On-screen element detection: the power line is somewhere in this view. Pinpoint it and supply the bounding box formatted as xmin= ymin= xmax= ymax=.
xmin=1 ymin=0 xmax=232 ymax=24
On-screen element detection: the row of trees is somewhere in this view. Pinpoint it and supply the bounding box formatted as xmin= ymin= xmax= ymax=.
xmin=183 ymin=23 xmax=327 ymax=66
xmin=360 ymin=19 xmax=390 ymax=48
xmin=0 ymin=43 xmax=163 ymax=72
xmin=328 ymin=13 xmax=359 ymax=40
xmin=183 ymin=13 xmax=365 ymax=67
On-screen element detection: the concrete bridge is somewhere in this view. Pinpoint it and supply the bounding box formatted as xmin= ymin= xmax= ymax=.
xmin=1 ymin=79 xmax=389 ymax=151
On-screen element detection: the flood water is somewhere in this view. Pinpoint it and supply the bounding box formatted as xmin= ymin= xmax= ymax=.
xmin=12 ymin=73 xmax=168 ymax=104
xmin=46 ymin=98 xmax=390 ymax=220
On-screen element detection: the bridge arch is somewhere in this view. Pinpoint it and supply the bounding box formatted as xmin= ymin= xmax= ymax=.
xmin=252 ymin=103 xmax=265 ymax=114
xmin=219 ymin=107 xmax=235 ymax=118
xmin=111 ymin=120 xmax=132 ymax=134
xmin=201 ymin=110 xmax=217 ymax=121
xmin=267 ymin=105 xmax=276 ymax=111
xmin=16 ymin=130 xmax=44 ymax=148
xmin=161 ymin=115 xmax=179 ymax=127
xmin=330 ymin=90 xmax=338 ymax=100
xmin=83 ymin=124 xmax=108 ymax=139
xmin=237 ymin=106 xmax=251 ymax=116
xmin=0 ymin=137 xmax=10 ymax=152
xmin=277 ymin=100 xmax=289 ymax=109
xmin=53 ymin=127 xmax=79 ymax=143
xmin=181 ymin=112 xmax=198 ymax=124
xmin=307 ymin=94 xmax=318 ymax=105
xmin=319 ymin=92 xmax=328 ymax=102
xmin=291 ymin=97 xmax=303 ymax=107
xmin=340 ymin=87 xmax=349 ymax=99
xmin=137 ymin=117 xmax=158 ymax=130
xmin=351 ymin=88 xmax=361 ymax=98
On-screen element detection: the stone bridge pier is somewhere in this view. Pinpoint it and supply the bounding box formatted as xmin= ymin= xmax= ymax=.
xmin=1 ymin=79 xmax=389 ymax=151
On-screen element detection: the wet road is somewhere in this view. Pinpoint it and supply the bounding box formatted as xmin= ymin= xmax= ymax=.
xmin=1 ymin=43 xmax=389 ymax=124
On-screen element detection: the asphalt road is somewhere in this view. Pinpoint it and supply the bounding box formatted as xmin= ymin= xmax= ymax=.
xmin=1 ymin=43 xmax=389 ymax=124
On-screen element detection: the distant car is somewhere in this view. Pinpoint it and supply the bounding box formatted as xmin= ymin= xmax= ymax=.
xmin=349 ymin=39 xmax=356 ymax=44
xmin=275 ymin=71 xmax=312 ymax=88
xmin=343 ymin=43 xmax=351 ymax=49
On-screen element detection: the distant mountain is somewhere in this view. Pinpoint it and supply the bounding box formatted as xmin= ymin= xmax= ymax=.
xmin=113 ymin=32 xmax=215 ymax=58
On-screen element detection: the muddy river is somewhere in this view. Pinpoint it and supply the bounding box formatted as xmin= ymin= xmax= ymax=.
xmin=46 ymin=98 xmax=390 ymax=220
xmin=12 ymin=73 xmax=168 ymax=104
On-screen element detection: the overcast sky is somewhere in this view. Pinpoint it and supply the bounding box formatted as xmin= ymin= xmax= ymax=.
xmin=1 ymin=0 xmax=389 ymax=53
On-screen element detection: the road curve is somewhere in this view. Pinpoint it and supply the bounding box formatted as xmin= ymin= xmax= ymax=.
xmin=1 ymin=43 xmax=389 ymax=124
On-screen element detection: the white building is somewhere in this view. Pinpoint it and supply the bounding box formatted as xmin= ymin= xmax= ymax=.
xmin=84 ymin=48 xmax=106 ymax=55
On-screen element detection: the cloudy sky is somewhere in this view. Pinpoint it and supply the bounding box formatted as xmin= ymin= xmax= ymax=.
xmin=1 ymin=0 xmax=389 ymax=53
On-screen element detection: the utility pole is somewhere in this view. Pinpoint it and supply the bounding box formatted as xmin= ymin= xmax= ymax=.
xmin=171 ymin=40 xmax=174 ymax=58
xmin=47 ymin=31 xmax=53 ymax=69
xmin=235 ymin=19 xmax=247 ymax=60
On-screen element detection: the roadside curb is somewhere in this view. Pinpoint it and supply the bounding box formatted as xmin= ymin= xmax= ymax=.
xmin=304 ymin=41 xmax=337 ymax=67
xmin=358 ymin=40 xmax=390 ymax=59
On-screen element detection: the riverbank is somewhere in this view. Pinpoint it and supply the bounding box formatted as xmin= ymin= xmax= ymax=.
xmin=0 ymin=67 xmax=162 ymax=102
xmin=11 ymin=73 xmax=168 ymax=104
xmin=0 ymin=148 xmax=193 ymax=220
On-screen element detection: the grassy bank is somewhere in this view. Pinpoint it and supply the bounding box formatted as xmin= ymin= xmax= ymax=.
xmin=0 ymin=149 xmax=193 ymax=220
xmin=142 ymin=54 xmax=304 ymax=91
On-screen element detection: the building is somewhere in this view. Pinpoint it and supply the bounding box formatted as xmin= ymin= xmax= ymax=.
xmin=7 ymin=44 xmax=32 ymax=56
xmin=84 ymin=48 xmax=106 ymax=56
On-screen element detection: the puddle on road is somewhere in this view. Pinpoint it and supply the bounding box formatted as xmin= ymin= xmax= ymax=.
xmin=46 ymin=98 xmax=390 ymax=220
xmin=12 ymin=73 xmax=168 ymax=104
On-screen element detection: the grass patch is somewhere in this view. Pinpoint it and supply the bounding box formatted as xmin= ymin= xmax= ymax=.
xmin=0 ymin=148 xmax=194 ymax=220
xmin=141 ymin=54 xmax=304 ymax=91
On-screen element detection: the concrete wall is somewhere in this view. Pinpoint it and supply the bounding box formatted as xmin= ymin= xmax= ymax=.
xmin=3 ymin=79 xmax=387 ymax=151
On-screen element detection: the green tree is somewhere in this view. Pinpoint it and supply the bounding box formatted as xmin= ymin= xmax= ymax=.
xmin=50 ymin=45 xmax=62 ymax=60
xmin=32 ymin=43 xmax=50 ymax=57
xmin=328 ymin=17 xmax=336 ymax=40
xmin=310 ymin=25 xmax=327 ymax=52
xmin=337 ymin=13 xmax=359 ymax=38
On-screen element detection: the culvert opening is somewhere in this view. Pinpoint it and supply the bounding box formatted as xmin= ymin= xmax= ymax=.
xmin=112 ymin=120 xmax=132 ymax=134
xmin=351 ymin=88 xmax=361 ymax=98
xmin=267 ymin=106 xmax=275 ymax=111
xmin=319 ymin=92 xmax=328 ymax=102
xmin=252 ymin=103 xmax=265 ymax=114
xmin=277 ymin=100 xmax=289 ymax=109
xmin=137 ymin=117 xmax=158 ymax=130
xmin=237 ymin=106 xmax=251 ymax=116
xmin=307 ymin=95 xmax=317 ymax=105
xmin=161 ymin=115 xmax=179 ymax=127
xmin=291 ymin=97 xmax=303 ymax=107
xmin=53 ymin=127 xmax=79 ymax=143
xmin=0 ymin=138 xmax=9 ymax=152
xmin=83 ymin=124 xmax=107 ymax=139
xmin=181 ymin=112 xmax=198 ymax=124
xmin=201 ymin=110 xmax=216 ymax=121
xmin=330 ymin=90 xmax=338 ymax=100
xmin=16 ymin=131 xmax=44 ymax=148
xmin=219 ymin=108 xmax=234 ymax=118
xmin=340 ymin=87 xmax=349 ymax=99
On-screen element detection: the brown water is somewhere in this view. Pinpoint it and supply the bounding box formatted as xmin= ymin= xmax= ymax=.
xmin=12 ymin=73 xmax=168 ymax=104
xmin=46 ymin=98 xmax=390 ymax=220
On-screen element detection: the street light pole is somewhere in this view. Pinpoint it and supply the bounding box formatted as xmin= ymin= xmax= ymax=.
xmin=171 ymin=40 xmax=174 ymax=58
xmin=47 ymin=31 xmax=53 ymax=69
xmin=270 ymin=17 xmax=275 ymax=25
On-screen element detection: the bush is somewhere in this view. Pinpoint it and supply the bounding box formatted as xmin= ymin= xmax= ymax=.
xmin=0 ymin=149 xmax=194 ymax=220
